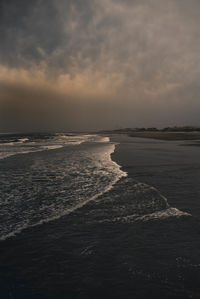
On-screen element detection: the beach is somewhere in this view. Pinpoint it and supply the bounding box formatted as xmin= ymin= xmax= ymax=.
xmin=1 ymin=134 xmax=200 ymax=298
xmin=2 ymin=0 xmax=200 ymax=297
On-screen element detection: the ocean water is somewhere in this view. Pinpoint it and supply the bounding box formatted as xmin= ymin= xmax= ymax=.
xmin=1 ymin=133 xmax=200 ymax=298
xmin=0 ymin=133 xmax=190 ymax=242
xmin=0 ymin=133 xmax=200 ymax=299
xmin=0 ymin=133 xmax=127 ymax=240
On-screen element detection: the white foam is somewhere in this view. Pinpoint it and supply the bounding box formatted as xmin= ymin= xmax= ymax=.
xmin=0 ymin=134 xmax=101 ymax=160
xmin=136 ymin=207 xmax=191 ymax=221
xmin=0 ymin=138 xmax=127 ymax=241
xmin=18 ymin=138 xmax=29 ymax=143
xmin=113 ymin=207 xmax=191 ymax=224
xmin=42 ymin=145 xmax=63 ymax=150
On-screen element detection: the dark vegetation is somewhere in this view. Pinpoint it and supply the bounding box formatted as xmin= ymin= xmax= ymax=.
xmin=100 ymin=126 xmax=200 ymax=140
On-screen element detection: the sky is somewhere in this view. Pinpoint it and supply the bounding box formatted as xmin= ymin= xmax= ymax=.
xmin=0 ymin=0 xmax=200 ymax=132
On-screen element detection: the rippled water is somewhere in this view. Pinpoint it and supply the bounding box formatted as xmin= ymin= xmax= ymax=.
xmin=0 ymin=133 xmax=109 ymax=159
xmin=0 ymin=134 xmax=199 ymax=298
xmin=0 ymin=133 xmax=126 ymax=240
xmin=0 ymin=133 xmax=189 ymax=241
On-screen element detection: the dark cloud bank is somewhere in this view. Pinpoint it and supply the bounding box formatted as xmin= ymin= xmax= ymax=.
xmin=0 ymin=0 xmax=200 ymax=131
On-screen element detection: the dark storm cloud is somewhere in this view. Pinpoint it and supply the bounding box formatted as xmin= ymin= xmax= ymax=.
xmin=0 ymin=0 xmax=200 ymax=131
xmin=0 ymin=0 xmax=101 ymax=70
xmin=0 ymin=0 xmax=65 ymax=67
xmin=1 ymin=0 xmax=200 ymax=73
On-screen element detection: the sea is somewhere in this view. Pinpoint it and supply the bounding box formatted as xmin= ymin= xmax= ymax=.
xmin=1 ymin=132 xmax=200 ymax=298
xmin=0 ymin=133 xmax=126 ymax=241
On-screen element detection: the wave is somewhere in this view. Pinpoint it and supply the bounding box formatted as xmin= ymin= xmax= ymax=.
xmin=0 ymin=133 xmax=105 ymax=160
xmin=90 ymin=177 xmax=191 ymax=223
xmin=0 ymin=138 xmax=126 ymax=241
xmin=18 ymin=137 xmax=29 ymax=143
xmin=135 ymin=207 xmax=190 ymax=222
xmin=0 ymin=134 xmax=190 ymax=242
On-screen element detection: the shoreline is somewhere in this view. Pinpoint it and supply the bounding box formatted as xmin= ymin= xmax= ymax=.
xmin=128 ymin=131 xmax=200 ymax=140
xmin=1 ymin=136 xmax=200 ymax=297
xmin=110 ymin=134 xmax=200 ymax=217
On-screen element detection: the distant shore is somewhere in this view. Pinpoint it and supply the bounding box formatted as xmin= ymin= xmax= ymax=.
xmin=127 ymin=131 xmax=200 ymax=141
xmin=100 ymin=126 xmax=200 ymax=141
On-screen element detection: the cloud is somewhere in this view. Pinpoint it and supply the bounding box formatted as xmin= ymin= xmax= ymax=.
xmin=0 ymin=0 xmax=200 ymax=130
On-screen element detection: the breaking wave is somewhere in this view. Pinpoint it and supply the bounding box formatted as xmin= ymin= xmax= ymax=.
xmin=89 ymin=177 xmax=191 ymax=223
xmin=0 ymin=134 xmax=126 ymax=241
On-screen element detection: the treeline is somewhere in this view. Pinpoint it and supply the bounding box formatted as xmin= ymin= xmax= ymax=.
xmin=136 ymin=126 xmax=200 ymax=132
xmin=101 ymin=126 xmax=200 ymax=133
xmin=132 ymin=126 xmax=200 ymax=132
